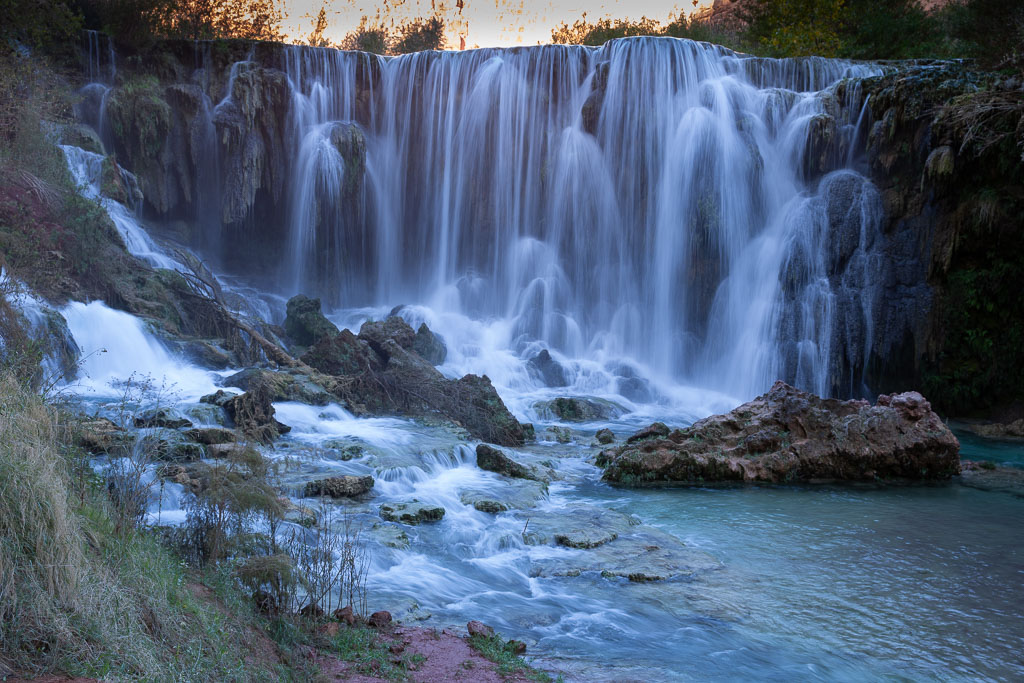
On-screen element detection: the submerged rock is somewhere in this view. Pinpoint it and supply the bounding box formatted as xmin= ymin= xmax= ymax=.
xmin=534 ymin=397 xmax=625 ymax=422
xmin=595 ymin=428 xmax=616 ymax=444
xmin=959 ymin=461 xmax=1024 ymax=498
xmin=133 ymin=408 xmax=192 ymax=429
xmin=601 ymin=382 xmax=961 ymax=485
xmin=304 ymin=475 xmax=374 ymax=499
xmin=137 ymin=429 xmax=205 ymax=462
xmin=184 ymin=427 xmax=238 ymax=445
xmin=459 ymin=479 xmax=547 ymax=513
xmin=379 ymin=500 xmax=445 ymax=525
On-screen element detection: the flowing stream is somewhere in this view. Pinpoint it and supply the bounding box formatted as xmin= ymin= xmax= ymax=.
xmin=47 ymin=36 xmax=1024 ymax=681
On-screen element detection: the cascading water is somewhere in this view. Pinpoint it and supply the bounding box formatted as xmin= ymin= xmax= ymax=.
xmin=197 ymin=39 xmax=888 ymax=403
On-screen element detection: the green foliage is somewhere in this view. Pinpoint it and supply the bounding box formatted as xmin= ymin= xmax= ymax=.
xmin=942 ymin=0 xmax=1024 ymax=67
xmin=467 ymin=633 xmax=557 ymax=682
xmin=0 ymin=0 xmax=82 ymax=58
xmin=551 ymin=14 xmax=663 ymax=46
xmin=393 ymin=15 xmax=447 ymax=53
xmin=743 ymin=0 xmax=847 ymax=57
xmin=340 ymin=16 xmax=389 ymax=54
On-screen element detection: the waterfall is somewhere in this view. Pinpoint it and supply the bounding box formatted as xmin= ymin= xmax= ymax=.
xmin=259 ymin=39 xmax=885 ymax=400
xmin=81 ymin=36 xmax=896 ymax=403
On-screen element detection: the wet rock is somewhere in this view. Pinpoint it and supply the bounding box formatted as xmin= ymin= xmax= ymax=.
xmin=475 ymin=444 xmax=549 ymax=482
xmin=535 ymin=397 xmax=625 ymax=422
xmin=959 ymin=461 xmax=1024 ymax=498
xmin=301 ymin=328 xmax=370 ymax=377
xmin=527 ymin=349 xmax=569 ymax=387
xmin=602 ymin=382 xmax=961 ymax=485
xmin=184 ymin=427 xmax=237 ymax=445
xmin=368 ymin=611 xmax=392 ymax=628
xmin=224 ymin=367 xmax=333 ymax=406
xmin=284 ymin=295 xmax=339 ymax=349
xmin=200 ymin=390 xmax=234 ymax=407
xmin=546 ymin=426 xmax=572 ymax=443
xmin=304 ymin=475 xmax=374 ymax=499
xmin=379 ymin=500 xmax=445 ymax=525
xmin=280 ymin=499 xmax=317 ymax=527
xmin=413 ymin=322 xmax=447 ymax=365
xmin=595 ymin=428 xmax=615 ymax=444
xmin=369 ymin=522 xmax=410 ymax=549
xmin=133 ymin=408 xmax=192 ymax=429
xmin=459 ymin=480 xmax=547 ymax=513
xmin=75 ymin=418 xmax=133 ymax=454
xmin=181 ymin=340 xmax=234 ymax=369
xmin=323 ymin=440 xmax=366 ymax=461
xmin=968 ymin=419 xmax=1024 ymax=438
xmin=60 ymin=122 xmax=104 ymax=154
xmin=522 ymin=507 xmax=721 ymax=582
xmin=359 ymin=316 xmax=417 ymax=354
xmin=625 ymin=422 xmax=669 ymax=444
xmin=137 ymin=429 xmax=205 ymax=462
xmin=223 ymin=381 xmax=290 ymax=445
xmin=612 ymin=364 xmax=657 ymax=403
xmin=466 ymin=620 xmax=493 ymax=638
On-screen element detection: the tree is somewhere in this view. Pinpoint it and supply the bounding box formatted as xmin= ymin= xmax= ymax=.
xmin=307 ymin=4 xmax=329 ymax=47
xmin=551 ymin=14 xmax=663 ymax=46
xmin=743 ymin=0 xmax=846 ymax=57
xmin=392 ymin=15 xmax=446 ymax=53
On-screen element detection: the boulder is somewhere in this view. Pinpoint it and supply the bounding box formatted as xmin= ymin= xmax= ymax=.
xmin=466 ymin=621 xmax=493 ymax=638
xmin=200 ymin=390 xmax=234 ymax=407
xmin=75 ymin=418 xmax=133 ymax=454
xmin=527 ymin=349 xmax=569 ymax=387
xmin=368 ymin=611 xmax=392 ymax=628
xmin=379 ymin=500 xmax=445 ymax=525
xmin=223 ymin=381 xmax=290 ymax=445
xmin=301 ymin=329 xmax=371 ymax=377
xmin=304 ymin=475 xmax=374 ymax=499
xmin=595 ymin=428 xmax=615 ymax=444
xmin=136 ymin=429 xmax=205 ymax=462
xmin=601 ymin=382 xmax=961 ymax=485
xmin=284 ymin=295 xmax=339 ymax=349
xmin=534 ymin=397 xmax=625 ymax=422
xmin=133 ymin=408 xmax=192 ymax=429
xmin=224 ymin=367 xmax=333 ymax=406
xmin=333 ymin=605 xmax=357 ymax=625
xmin=475 ymin=444 xmax=548 ymax=482
xmin=413 ymin=322 xmax=447 ymax=365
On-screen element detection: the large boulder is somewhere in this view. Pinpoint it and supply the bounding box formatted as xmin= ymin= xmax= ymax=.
xmin=475 ymin=444 xmax=548 ymax=482
xmin=601 ymin=382 xmax=960 ymax=485
xmin=283 ymin=295 xmax=339 ymax=349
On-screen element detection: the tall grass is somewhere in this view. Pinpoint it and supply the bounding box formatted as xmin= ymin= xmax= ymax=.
xmin=0 ymin=373 xmax=295 ymax=679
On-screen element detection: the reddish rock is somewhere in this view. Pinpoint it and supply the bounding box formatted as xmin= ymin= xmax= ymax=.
xmin=368 ymin=610 xmax=392 ymax=628
xmin=333 ymin=605 xmax=357 ymax=625
xmin=318 ymin=622 xmax=340 ymax=637
xmin=467 ymin=620 xmax=494 ymax=638
xmin=602 ymin=382 xmax=961 ymax=485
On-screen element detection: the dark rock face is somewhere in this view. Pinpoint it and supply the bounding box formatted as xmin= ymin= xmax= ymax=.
xmin=223 ymin=381 xmax=290 ymax=444
xmin=534 ymin=397 xmax=625 ymax=422
xmin=601 ymin=381 xmax=960 ymax=485
xmin=283 ymin=295 xmax=339 ymax=349
xmin=528 ymin=349 xmax=569 ymax=387
xmin=303 ymin=475 xmax=374 ymax=498
xmin=413 ymin=322 xmax=447 ymax=365
xmin=301 ymin=329 xmax=368 ymax=377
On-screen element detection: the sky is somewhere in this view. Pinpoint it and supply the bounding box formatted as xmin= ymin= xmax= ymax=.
xmin=283 ymin=0 xmax=716 ymax=49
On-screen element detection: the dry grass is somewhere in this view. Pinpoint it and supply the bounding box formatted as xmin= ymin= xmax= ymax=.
xmin=940 ymin=89 xmax=1024 ymax=159
xmin=0 ymin=374 xmax=297 ymax=680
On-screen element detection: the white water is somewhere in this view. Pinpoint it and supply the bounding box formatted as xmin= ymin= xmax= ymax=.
xmin=61 ymin=301 xmax=219 ymax=399
xmin=60 ymin=145 xmax=181 ymax=270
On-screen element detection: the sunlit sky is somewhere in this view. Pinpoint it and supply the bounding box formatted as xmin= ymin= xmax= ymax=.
xmin=282 ymin=0 xmax=716 ymax=49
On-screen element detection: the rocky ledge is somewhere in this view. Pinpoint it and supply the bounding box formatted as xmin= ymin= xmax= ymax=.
xmin=600 ymin=381 xmax=960 ymax=485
